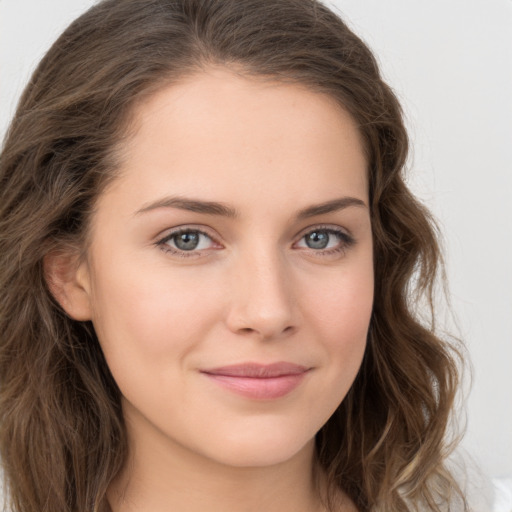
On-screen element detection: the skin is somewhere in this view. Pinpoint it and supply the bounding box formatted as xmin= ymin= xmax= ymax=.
xmin=50 ymin=68 xmax=372 ymax=512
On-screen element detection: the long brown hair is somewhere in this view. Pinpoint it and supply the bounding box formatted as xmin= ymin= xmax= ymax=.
xmin=0 ymin=1 xmax=465 ymax=510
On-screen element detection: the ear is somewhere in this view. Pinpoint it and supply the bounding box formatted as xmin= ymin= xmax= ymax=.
xmin=43 ymin=250 xmax=93 ymax=321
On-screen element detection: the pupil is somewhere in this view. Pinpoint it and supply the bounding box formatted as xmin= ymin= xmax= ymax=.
xmin=175 ymin=232 xmax=199 ymax=250
xmin=306 ymin=231 xmax=329 ymax=249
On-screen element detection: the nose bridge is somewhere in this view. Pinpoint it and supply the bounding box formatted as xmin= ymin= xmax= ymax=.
xmin=226 ymin=242 xmax=297 ymax=339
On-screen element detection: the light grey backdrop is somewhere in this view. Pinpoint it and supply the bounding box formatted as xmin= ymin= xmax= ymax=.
xmin=1 ymin=0 xmax=511 ymax=488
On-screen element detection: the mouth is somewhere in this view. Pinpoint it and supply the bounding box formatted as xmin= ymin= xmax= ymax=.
xmin=200 ymin=362 xmax=311 ymax=400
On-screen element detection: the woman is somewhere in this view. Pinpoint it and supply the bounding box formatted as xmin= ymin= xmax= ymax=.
xmin=0 ymin=0 xmax=466 ymax=511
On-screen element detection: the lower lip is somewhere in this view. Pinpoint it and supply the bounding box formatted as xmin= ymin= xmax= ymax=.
xmin=202 ymin=373 xmax=308 ymax=400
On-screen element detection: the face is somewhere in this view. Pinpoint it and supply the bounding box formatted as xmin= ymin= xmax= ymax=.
xmin=78 ymin=68 xmax=373 ymax=469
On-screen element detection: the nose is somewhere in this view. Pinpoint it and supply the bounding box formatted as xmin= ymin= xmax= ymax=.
xmin=225 ymin=250 xmax=298 ymax=340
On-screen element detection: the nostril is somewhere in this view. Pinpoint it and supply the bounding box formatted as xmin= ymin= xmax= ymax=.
xmin=233 ymin=324 xmax=296 ymax=339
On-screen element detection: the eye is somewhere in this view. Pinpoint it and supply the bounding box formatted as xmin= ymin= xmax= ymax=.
xmin=295 ymin=227 xmax=354 ymax=254
xmin=157 ymin=228 xmax=219 ymax=255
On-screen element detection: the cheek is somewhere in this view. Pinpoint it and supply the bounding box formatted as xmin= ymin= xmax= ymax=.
xmin=89 ymin=257 xmax=224 ymax=361
xmin=304 ymin=261 xmax=373 ymax=331
xmin=300 ymin=263 xmax=373 ymax=376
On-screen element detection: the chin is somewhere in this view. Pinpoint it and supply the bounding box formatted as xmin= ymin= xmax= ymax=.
xmin=199 ymin=427 xmax=316 ymax=469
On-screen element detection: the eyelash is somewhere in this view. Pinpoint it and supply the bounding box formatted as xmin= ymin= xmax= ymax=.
xmin=155 ymin=225 xmax=355 ymax=258
xmin=156 ymin=227 xmax=219 ymax=258
xmin=295 ymin=226 xmax=355 ymax=257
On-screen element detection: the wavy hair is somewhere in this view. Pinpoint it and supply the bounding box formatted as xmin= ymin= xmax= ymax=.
xmin=0 ymin=0 xmax=465 ymax=511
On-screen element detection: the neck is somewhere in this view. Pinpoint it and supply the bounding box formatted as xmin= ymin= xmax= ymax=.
xmin=107 ymin=408 xmax=325 ymax=512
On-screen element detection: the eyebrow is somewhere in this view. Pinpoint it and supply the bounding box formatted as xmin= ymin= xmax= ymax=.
xmin=296 ymin=196 xmax=367 ymax=219
xmin=135 ymin=195 xmax=367 ymax=219
xmin=136 ymin=196 xmax=238 ymax=217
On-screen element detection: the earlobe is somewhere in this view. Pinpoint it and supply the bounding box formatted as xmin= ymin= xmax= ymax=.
xmin=43 ymin=251 xmax=93 ymax=321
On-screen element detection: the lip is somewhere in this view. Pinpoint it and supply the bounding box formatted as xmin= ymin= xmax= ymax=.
xmin=200 ymin=362 xmax=311 ymax=400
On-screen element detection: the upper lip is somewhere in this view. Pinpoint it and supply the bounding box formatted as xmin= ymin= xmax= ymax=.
xmin=201 ymin=362 xmax=310 ymax=378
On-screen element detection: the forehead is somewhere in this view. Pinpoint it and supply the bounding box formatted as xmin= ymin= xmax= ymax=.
xmin=104 ymin=67 xmax=368 ymax=215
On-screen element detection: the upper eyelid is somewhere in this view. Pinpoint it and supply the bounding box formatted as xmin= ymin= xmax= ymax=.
xmin=157 ymin=225 xmax=219 ymax=242
xmin=294 ymin=223 xmax=352 ymax=240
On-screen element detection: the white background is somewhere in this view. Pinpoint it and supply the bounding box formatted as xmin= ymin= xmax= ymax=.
xmin=1 ymin=0 xmax=511 ymax=489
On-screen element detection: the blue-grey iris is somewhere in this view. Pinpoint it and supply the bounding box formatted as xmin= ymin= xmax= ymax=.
xmin=305 ymin=231 xmax=330 ymax=249
xmin=174 ymin=232 xmax=200 ymax=250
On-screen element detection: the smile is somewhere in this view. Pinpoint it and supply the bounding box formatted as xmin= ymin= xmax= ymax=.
xmin=200 ymin=362 xmax=311 ymax=400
